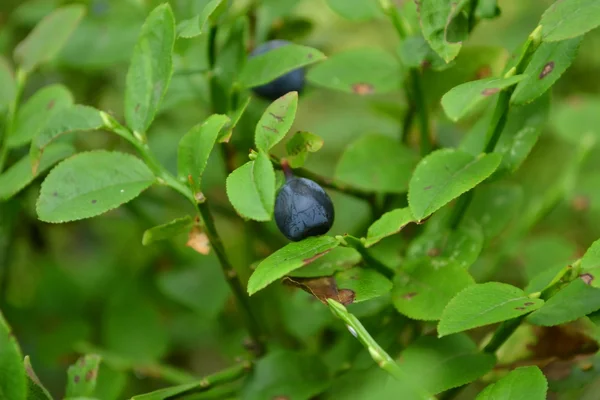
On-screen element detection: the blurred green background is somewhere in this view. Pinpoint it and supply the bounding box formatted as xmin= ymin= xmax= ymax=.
xmin=2 ymin=0 xmax=600 ymax=398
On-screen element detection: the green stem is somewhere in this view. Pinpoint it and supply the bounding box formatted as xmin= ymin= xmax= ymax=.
xmin=0 ymin=68 xmax=27 ymax=172
xmin=167 ymin=362 xmax=251 ymax=400
xmin=104 ymin=121 xmax=266 ymax=354
xmin=270 ymin=156 xmax=376 ymax=203
xmin=196 ymin=201 xmax=265 ymax=354
xmin=410 ymin=69 xmax=431 ymax=156
xmin=446 ymin=26 xmax=544 ymax=230
xmin=482 ymin=316 xmax=525 ymax=354
xmin=380 ymin=0 xmax=411 ymax=39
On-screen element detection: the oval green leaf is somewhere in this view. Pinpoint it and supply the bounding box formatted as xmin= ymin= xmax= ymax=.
xmin=177 ymin=114 xmax=230 ymax=195
xmin=30 ymin=105 xmax=104 ymax=173
xmin=581 ymin=239 xmax=600 ymax=287
xmin=408 ymin=149 xmax=502 ymax=221
xmin=8 ymin=84 xmax=74 ymax=148
xmin=248 ymin=236 xmax=341 ymax=295
xmin=177 ymin=0 xmax=224 ymax=38
xmin=365 ymin=207 xmax=415 ymax=248
xmin=142 ymin=216 xmax=194 ymax=246
xmin=37 ymin=151 xmax=156 ymax=223
xmin=286 ymin=131 xmax=324 ymax=168
xmin=335 ymin=267 xmax=392 ymax=303
xmin=226 ymin=151 xmax=276 ymax=221
xmin=0 ymin=311 xmax=26 ymax=400
xmin=438 ymin=282 xmax=544 ymax=337
xmin=240 ymin=43 xmax=325 ymax=88
xmin=255 ymin=91 xmax=298 ymax=152
xmin=125 ymin=4 xmax=175 ymax=134
xmin=511 ymin=37 xmax=583 ymax=105
xmin=441 ymin=75 xmax=526 ymax=122
xmin=397 ymin=334 xmax=496 ymax=395
xmin=540 ymin=0 xmax=600 ymax=42
xmin=393 ymin=258 xmax=475 ymax=321
xmin=527 ymin=279 xmax=600 ymax=326
xmin=241 ymin=350 xmax=329 ymax=400
xmin=419 ymin=0 xmax=469 ymax=63
xmin=335 ymin=134 xmax=418 ymax=194
xmin=307 ymin=48 xmax=403 ymax=95
xmin=476 ymin=366 xmax=547 ymax=400
xmin=0 ymin=143 xmax=75 ymax=200
xmin=13 ymin=5 xmax=85 ymax=73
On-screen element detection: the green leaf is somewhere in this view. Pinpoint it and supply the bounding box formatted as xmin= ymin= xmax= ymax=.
xmin=24 ymin=357 xmax=52 ymax=400
xmin=30 ymin=105 xmax=104 ymax=173
xmin=419 ymin=0 xmax=469 ymax=63
xmin=102 ymin=286 xmax=168 ymax=362
xmin=177 ymin=0 xmax=223 ymax=38
xmin=393 ymin=258 xmax=475 ymax=321
xmin=324 ymin=367 xmax=430 ymax=400
xmin=0 ymin=56 xmax=15 ymax=110
xmin=551 ymin=96 xmax=600 ymax=145
xmin=177 ymin=114 xmax=230 ymax=194
xmin=142 ymin=216 xmax=194 ymax=246
xmin=157 ymin=258 xmax=230 ymax=319
xmin=441 ymin=75 xmax=526 ymax=121
xmin=511 ymin=37 xmax=583 ymax=105
xmin=335 ymin=134 xmax=418 ymax=194
xmin=581 ymin=239 xmax=600 ymax=287
xmin=226 ymin=151 xmax=276 ymax=222
xmin=254 ymin=92 xmax=298 ymax=152
xmin=407 ymin=221 xmax=484 ymax=269
xmin=540 ymin=0 xmax=600 ymax=42
xmin=125 ymin=4 xmax=175 ymax=134
xmin=241 ymin=350 xmax=329 ymax=400
xmin=307 ymin=48 xmax=403 ymax=94
xmin=398 ymin=35 xmax=448 ymax=71
xmin=13 ymin=5 xmax=85 ymax=73
xmin=248 ymin=236 xmax=340 ymax=295
xmin=528 ymin=279 xmax=600 ymax=326
xmin=335 ymin=267 xmax=392 ymax=303
xmin=240 ymin=44 xmax=325 ymax=88
xmin=8 ymin=84 xmax=73 ymax=148
xmin=476 ymin=366 xmax=547 ymax=400
xmin=37 ymin=151 xmax=155 ymax=223
xmin=438 ymin=283 xmax=544 ymax=337
xmin=365 ymin=208 xmax=416 ymax=248
xmin=397 ymin=334 xmax=496 ymax=395
xmin=0 ymin=143 xmax=75 ymax=200
xmin=325 ymin=0 xmax=382 ymax=21
xmin=66 ymin=354 xmax=101 ymax=398
xmin=464 ymin=183 xmax=524 ymax=241
xmin=285 ymin=131 xmax=324 ymax=168
xmin=0 ymin=311 xmax=26 ymax=400
xmin=288 ymin=247 xmax=361 ymax=278
xmin=408 ymin=149 xmax=502 ymax=221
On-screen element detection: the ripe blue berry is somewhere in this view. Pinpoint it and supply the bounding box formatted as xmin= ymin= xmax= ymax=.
xmin=274 ymin=177 xmax=335 ymax=241
xmin=249 ymin=40 xmax=305 ymax=100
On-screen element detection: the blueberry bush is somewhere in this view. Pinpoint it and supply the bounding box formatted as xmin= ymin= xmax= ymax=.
xmin=1 ymin=0 xmax=600 ymax=399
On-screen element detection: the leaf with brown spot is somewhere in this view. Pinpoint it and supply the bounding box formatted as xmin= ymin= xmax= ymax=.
xmin=307 ymin=48 xmax=403 ymax=94
xmin=511 ymin=37 xmax=582 ymax=105
xmin=255 ymin=92 xmax=298 ymax=152
xmin=441 ymin=75 xmax=526 ymax=121
xmin=66 ymin=354 xmax=101 ymax=397
xmin=247 ymin=236 xmax=340 ymax=295
xmin=284 ymin=276 xmax=355 ymax=305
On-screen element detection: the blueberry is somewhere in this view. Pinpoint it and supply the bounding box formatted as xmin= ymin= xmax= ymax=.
xmin=274 ymin=177 xmax=335 ymax=241
xmin=249 ymin=40 xmax=305 ymax=101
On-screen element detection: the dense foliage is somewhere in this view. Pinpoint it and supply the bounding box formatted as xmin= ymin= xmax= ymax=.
xmin=1 ymin=0 xmax=600 ymax=399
